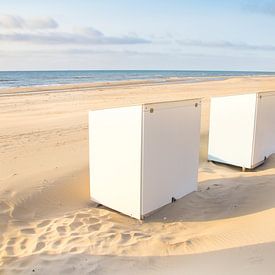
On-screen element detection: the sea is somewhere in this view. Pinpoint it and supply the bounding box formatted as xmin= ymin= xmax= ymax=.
xmin=0 ymin=70 xmax=275 ymax=89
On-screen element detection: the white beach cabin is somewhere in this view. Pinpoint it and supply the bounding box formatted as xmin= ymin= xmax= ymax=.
xmin=208 ymin=92 xmax=275 ymax=171
xmin=89 ymin=99 xmax=201 ymax=219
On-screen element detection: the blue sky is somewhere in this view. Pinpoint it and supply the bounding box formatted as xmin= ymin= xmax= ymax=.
xmin=0 ymin=0 xmax=275 ymax=71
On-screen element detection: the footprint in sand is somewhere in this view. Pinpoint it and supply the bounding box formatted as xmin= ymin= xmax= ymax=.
xmin=57 ymin=226 xmax=67 ymax=234
xmin=185 ymin=239 xmax=193 ymax=246
xmin=52 ymin=239 xmax=62 ymax=249
xmin=37 ymin=220 xmax=51 ymax=228
xmin=21 ymin=228 xmax=36 ymax=234
xmin=34 ymin=241 xmax=45 ymax=252
xmin=88 ymin=223 xmax=101 ymax=231
xmin=120 ymin=233 xmax=131 ymax=243
xmin=86 ymin=218 xmax=99 ymax=224
xmin=5 ymin=245 xmax=14 ymax=256
xmin=20 ymin=238 xmax=28 ymax=250
xmin=38 ymin=233 xmax=48 ymax=241
xmin=67 ymin=237 xmax=81 ymax=244
xmin=69 ymin=247 xmax=78 ymax=253
xmin=75 ymin=213 xmax=90 ymax=219
xmin=7 ymin=237 xmax=17 ymax=246
xmin=69 ymin=221 xmax=83 ymax=230
xmin=133 ymin=232 xmax=151 ymax=240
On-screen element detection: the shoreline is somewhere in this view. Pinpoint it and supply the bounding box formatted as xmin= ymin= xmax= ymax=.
xmin=1 ymin=75 xmax=275 ymax=97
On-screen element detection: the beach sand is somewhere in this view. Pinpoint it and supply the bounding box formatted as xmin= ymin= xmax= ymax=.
xmin=1 ymin=76 xmax=275 ymax=274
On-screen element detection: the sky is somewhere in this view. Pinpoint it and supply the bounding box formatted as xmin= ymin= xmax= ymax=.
xmin=0 ymin=0 xmax=275 ymax=71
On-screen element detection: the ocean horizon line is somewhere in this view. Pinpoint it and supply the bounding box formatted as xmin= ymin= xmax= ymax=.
xmin=1 ymin=69 xmax=275 ymax=73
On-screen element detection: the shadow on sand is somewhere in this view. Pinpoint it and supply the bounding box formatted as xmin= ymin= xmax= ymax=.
xmin=1 ymin=241 xmax=275 ymax=275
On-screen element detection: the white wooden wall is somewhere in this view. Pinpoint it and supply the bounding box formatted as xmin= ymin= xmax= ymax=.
xmin=208 ymin=92 xmax=275 ymax=169
xmin=208 ymin=94 xmax=257 ymax=168
xmin=89 ymin=106 xmax=142 ymax=219
xmin=142 ymin=100 xmax=200 ymax=215
xmin=89 ymin=99 xmax=201 ymax=219
xmin=253 ymin=92 xmax=275 ymax=165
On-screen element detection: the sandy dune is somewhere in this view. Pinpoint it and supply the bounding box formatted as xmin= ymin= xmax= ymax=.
xmin=1 ymin=76 xmax=275 ymax=274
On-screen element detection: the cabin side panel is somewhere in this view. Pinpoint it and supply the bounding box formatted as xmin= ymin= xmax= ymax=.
xmin=208 ymin=94 xmax=257 ymax=169
xmin=89 ymin=106 xmax=142 ymax=219
xmin=253 ymin=92 xmax=275 ymax=165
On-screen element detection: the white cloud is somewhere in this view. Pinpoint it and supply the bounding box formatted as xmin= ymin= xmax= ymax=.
xmin=74 ymin=27 xmax=104 ymax=37
xmin=25 ymin=17 xmax=58 ymax=30
xmin=177 ymin=39 xmax=275 ymax=51
xmin=0 ymin=14 xmax=58 ymax=29
xmin=0 ymin=15 xmax=150 ymax=45
xmin=0 ymin=27 xmax=150 ymax=45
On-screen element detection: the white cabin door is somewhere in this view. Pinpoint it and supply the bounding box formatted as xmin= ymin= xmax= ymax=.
xmin=141 ymin=101 xmax=200 ymax=216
